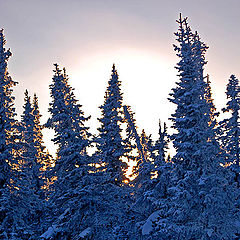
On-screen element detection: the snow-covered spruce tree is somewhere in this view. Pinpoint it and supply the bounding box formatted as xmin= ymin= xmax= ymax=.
xmin=0 ymin=29 xmax=19 ymax=239
xmin=217 ymin=75 xmax=240 ymax=237
xmin=149 ymin=15 xmax=238 ymax=240
xmin=3 ymin=90 xmax=47 ymax=239
xmin=21 ymin=90 xmax=45 ymax=197
xmin=96 ymin=64 xmax=128 ymax=185
xmin=88 ymin=65 xmax=132 ymax=240
xmin=219 ymin=75 xmax=240 ymax=182
xmin=44 ymin=64 xmax=92 ymax=239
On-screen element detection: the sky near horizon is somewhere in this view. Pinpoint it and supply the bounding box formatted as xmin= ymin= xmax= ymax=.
xmin=0 ymin=0 xmax=240 ymax=155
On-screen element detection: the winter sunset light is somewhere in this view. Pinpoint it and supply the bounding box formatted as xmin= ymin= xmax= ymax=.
xmin=0 ymin=0 xmax=240 ymax=239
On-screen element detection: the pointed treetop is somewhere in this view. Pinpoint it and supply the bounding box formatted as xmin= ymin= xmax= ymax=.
xmin=174 ymin=13 xmax=192 ymax=46
xmin=176 ymin=13 xmax=187 ymax=24
xmin=230 ymin=74 xmax=237 ymax=80
xmin=63 ymin=67 xmax=67 ymax=78
xmin=179 ymin=13 xmax=182 ymax=21
xmin=0 ymin=28 xmax=4 ymax=39
xmin=0 ymin=29 xmax=4 ymax=44
xmin=110 ymin=63 xmax=119 ymax=81
xmin=33 ymin=93 xmax=40 ymax=108
xmin=24 ymin=89 xmax=30 ymax=102
xmin=22 ymin=89 xmax=33 ymax=123
xmin=33 ymin=93 xmax=40 ymax=106
xmin=159 ymin=119 xmax=162 ymax=128
xmin=0 ymin=29 xmax=12 ymax=59
xmin=33 ymin=93 xmax=41 ymax=117
xmin=33 ymin=93 xmax=40 ymax=107
xmin=53 ymin=63 xmax=61 ymax=75
xmin=111 ymin=63 xmax=118 ymax=77
xmin=112 ymin=63 xmax=116 ymax=72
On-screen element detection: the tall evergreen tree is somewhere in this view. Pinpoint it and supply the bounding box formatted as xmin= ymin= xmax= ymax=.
xmin=45 ymin=64 xmax=92 ymax=239
xmin=83 ymin=66 xmax=133 ymax=240
xmin=219 ymin=75 xmax=240 ymax=178
xmin=150 ymin=14 xmax=238 ymax=240
xmin=21 ymin=90 xmax=45 ymax=196
xmin=169 ymin=16 xmax=209 ymax=170
xmin=3 ymin=90 xmax=52 ymax=239
xmin=96 ymin=64 xmax=127 ymax=185
xmin=0 ymin=29 xmax=19 ymax=239
xmin=217 ymin=76 xmax=240 ymax=238
xmin=5 ymin=90 xmax=47 ymax=239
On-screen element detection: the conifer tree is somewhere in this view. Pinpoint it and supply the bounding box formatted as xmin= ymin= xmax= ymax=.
xmin=0 ymin=29 xmax=19 ymax=238
xmin=45 ymin=64 xmax=92 ymax=239
xmin=21 ymin=90 xmax=45 ymax=195
xmin=219 ymin=75 xmax=240 ymax=178
xmin=218 ymin=76 xmax=240 ymax=237
xmin=218 ymin=75 xmax=240 ymax=239
xmin=4 ymin=90 xmax=47 ymax=239
xmin=96 ymin=64 xmax=127 ymax=185
xmin=150 ymin=14 xmax=238 ymax=240
xmin=169 ymin=16 xmax=209 ymax=170
xmin=83 ymin=66 xmax=133 ymax=240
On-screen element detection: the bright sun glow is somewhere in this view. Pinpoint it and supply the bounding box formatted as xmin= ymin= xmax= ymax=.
xmin=42 ymin=49 xmax=176 ymax=178
xmin=69 ymin=49 xmax=176 ymax=135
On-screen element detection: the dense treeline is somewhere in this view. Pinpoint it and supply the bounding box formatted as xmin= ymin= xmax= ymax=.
xmin=0 ymin=14 xmax=240 ymax=239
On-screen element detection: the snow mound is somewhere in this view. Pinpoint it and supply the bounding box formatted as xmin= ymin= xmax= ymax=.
xmin=78 ymin=227 xmax=91 ymax=238
xmin=142 ymin=210 xmax=160 ymax=235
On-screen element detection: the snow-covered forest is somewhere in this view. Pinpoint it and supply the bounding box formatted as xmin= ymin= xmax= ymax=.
xmin=0 ymin=14 xmax=240 ymax=239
